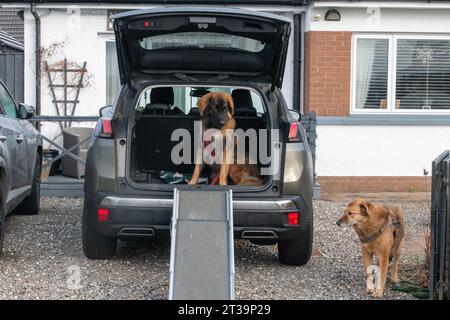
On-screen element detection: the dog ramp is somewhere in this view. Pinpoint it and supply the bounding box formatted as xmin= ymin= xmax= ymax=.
xmin=169 ymin=189 xmax=235 ymax=300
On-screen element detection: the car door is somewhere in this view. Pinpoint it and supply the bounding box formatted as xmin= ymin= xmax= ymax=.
xmin=0 ymin=88 xmax=18 ymax=199
xmin=0 ymin=81 xmax=28 ymax=190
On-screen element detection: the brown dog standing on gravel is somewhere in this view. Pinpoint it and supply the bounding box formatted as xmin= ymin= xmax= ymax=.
xmin=188 ymin=92 xmax=262 ymax=186
xmin=336 ymin=198 xmax=405 ymax=298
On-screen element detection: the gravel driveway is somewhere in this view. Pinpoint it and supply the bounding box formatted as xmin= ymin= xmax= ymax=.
xmin=0 ymin=196 xmax=429 ymax=300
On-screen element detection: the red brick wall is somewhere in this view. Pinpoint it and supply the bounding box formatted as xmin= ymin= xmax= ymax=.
xmin=304 ymin=31 xmax=352 ymax=116
xmin=318 ymin=176 xmax=432 ymax=193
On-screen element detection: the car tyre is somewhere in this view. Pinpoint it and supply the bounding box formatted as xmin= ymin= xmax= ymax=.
xmin=82 ymin=202 xmax=117 ymax=259
xmin=14 ymin=155 xmax=41 ymax=215
xmin=278 ymin=217 xmax=313 ymax=266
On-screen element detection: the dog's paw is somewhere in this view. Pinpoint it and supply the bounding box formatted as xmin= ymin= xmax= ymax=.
xmin=188 ymin=181 xmax=196 ymax=185
xmin=391 ymin=277 xmax=400 ymax=284
xmin=372 ymin=290 xmax=384 ymax=298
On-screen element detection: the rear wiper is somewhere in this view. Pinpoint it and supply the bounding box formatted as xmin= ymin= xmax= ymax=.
xmin=174 ymin=73 xmax=229 ymax=82
xmin=207 ymin=74 xmax=229 ymax=82
xmin=174 ymin=73 xmax=198 ymax=82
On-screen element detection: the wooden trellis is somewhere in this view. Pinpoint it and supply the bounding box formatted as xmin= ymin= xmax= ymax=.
xmin=45 ymin=59 xmax=87 ymax=131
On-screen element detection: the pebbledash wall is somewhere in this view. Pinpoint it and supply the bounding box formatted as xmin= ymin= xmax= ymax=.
xmin=22 ymin=8 xmax=111 ymax=142
xmin=305 ymin=2 xmax=450 ymax=193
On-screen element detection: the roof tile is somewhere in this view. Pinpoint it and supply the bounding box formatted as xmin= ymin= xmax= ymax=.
xmin=0 ymin=7 xmax=24 ymax=44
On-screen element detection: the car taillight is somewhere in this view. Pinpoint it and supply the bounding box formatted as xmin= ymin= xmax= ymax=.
xmin=288 ymin=212 xmax=299 ymax=225
xmin=288 ymin=122 xmax=299 ymax=142
xmin=100 ymin=118 xmax=112 ymax=138
xmin=97 ymin=208 xmax=109 ymax=222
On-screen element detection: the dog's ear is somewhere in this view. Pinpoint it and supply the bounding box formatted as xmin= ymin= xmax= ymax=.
xmin=359 ymin=200 xmax=372 ymax=216
xmin=225 ymin=94 xmax=235 ymax=115
xmin=197 ymin=93 xmax=212 ymax=116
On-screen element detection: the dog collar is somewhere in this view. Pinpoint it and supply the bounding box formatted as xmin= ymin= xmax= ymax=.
xmin=357 ymin=208 xmax=402 ymax=243
xmin=357 ymin=224 xmax=387 ymax=244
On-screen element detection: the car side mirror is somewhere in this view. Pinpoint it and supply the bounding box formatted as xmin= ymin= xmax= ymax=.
xmin=99 ymin=105 xmax=113 ymax=117
xmin=18 ymin=103 xmax=36 ymax=120
xmin=289 ymin=109 xmax=301 ymax=122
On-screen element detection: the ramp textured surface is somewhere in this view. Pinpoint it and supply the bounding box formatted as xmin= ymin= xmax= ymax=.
xmin=169 ymin=189 xmax=234 ymax=300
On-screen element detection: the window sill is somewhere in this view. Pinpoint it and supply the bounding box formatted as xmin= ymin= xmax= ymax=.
xmin=317 ymin=114 xmax=450 ymax=126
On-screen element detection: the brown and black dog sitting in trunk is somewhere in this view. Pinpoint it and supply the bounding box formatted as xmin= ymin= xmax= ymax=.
xmin=188 ymin=92 xmax=262 ymax=186
xmin=336 ymin=198 xmax=405 ymax=298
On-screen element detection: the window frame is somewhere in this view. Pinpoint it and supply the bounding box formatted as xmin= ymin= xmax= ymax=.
xmin=0 ymin=82 xmax=18 ymax=119
xmin=134 ymin=85 xmax=267 ymax=116
xmin=351 ymin=34 xmax=450 ymax=115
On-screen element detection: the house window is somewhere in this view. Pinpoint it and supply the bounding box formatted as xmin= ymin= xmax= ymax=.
xmin=352 ymin=35 xmax=450 ymax=113
xmin=0 ymin=83 xmax=17 ymax=118
xmin=106 ymin=41 xmax=121 ymax=106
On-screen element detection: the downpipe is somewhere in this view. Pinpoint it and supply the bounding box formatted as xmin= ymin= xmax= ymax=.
xmin=31 ymin=3 xmax=41 ymax=131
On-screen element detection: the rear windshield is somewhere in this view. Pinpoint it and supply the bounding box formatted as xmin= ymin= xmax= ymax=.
xmin=136 ymin=86 xmax=265 ymax=115
xmin=139 ymin=32 xmax=266 ymax=53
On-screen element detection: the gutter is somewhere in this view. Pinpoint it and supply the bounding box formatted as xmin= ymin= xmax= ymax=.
xmin=0 ymin=40 xmax=24 ymax=53
xmin=4 ymin=0 xmax=312 ymax=5
xmin=30 ymin=2 xmax=41 ymax=130
xmin=312 ymin=1 xmax=450 ymax=9
xmin=3 ymin=1 xmax=313 ymax=10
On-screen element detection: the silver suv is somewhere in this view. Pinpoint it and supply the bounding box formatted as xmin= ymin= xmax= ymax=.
xmin=0 ymin=79 xmax=43 ymax=254
xmin=83 ymin=8 xmax=313 ymax=265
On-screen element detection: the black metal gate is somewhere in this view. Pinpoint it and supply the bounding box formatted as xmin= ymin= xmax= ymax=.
xmin=0 ymin=53 xmax=24 ymax=102
xmin=430 ymin=150 xmax=450 ymax=300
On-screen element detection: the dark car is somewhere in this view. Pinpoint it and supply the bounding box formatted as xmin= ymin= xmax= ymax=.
xmin=83 ymin=7 xmax=314 ymax=265
xmin=0 ymin=79 xmax=43 ymax=254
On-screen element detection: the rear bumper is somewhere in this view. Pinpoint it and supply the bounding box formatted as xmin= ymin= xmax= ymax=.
xmin=85 ymin=193 xmax=311 ymax=241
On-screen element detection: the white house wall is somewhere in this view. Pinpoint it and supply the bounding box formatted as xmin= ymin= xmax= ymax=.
xmin=23 ymin=9 xmax=111 ymax=144
xmin=316 ymin=125 xmax=450 ymax=177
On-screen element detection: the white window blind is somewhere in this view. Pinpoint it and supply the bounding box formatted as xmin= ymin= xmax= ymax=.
xmin=396 ymin=39 xmax=450 ymax=110
xmin=354 ymin=38 xmax=389 ymax=110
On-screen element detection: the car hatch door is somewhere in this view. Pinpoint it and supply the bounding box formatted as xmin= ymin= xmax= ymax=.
xmin=113 ymin=7 xmax=291 ymax=89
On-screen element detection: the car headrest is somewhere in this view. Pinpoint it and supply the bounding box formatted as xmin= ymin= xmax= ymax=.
xmin=232 ymin=89 xmax=257 ymax=116
xmin=188 ymin=107 xmax=200 ymax=116
xmin=150 ymin=87 xmax=174 ymax=105
xmin=145 ymin=102 xmax=170 ymax=115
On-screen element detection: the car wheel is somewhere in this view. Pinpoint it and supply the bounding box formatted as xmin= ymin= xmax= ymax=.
xmin=0 ymin=197 xmax=5 ymax=256
xmin=277 ymin=217 xmax=313 ymax=266
xmin=82 ymin=202 xmax=117 ymax=259
xmin=14 ymin=155 xmax=41 ymax=215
